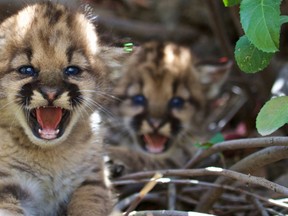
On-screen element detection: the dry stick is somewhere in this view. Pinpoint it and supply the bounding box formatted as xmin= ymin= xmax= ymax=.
xmin=266 ymin=208 xmax=286 ymax=216
xmin=213 ymin=204 xmax=254 ymax=215
xmin=228 ymin=7 xmax=244 ymax=37
xmin=251 ymin=197 xmax=269 ymax=216
xmin=114 ymin=178 xmax=288 ymax=209
xmin=116 ymin=193 xmax=165 ymax=211
xmin=204 ymin=0 xmax=234 ymax=59
xmin=205 ymin=0 xmax=248 ymax=82
xmin=195 ymin=146 xmax=288 ymax=212
xmin=185 ymin=136 xmax=288 ymax=168
xmin=118 ymin=167 xmax=288 ymax=196
xmin=128 ymin=210 xmax=215 ymax=216
xmin=124 ymin=173 xmax=163 ymax=216
xmin=168 ymin=183 xmax=176 ymax=210
xmin=176 ymin=194 xmax=198 ymax=205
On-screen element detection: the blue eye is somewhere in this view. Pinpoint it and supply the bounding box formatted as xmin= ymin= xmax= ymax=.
xmin=131 ymin=95 xmax=146 ymax=106
xmin=64 ymin=66 xmax=81 ymax=76
xmin=169 ymin=97 xmax=185 ymax=109
xmin=18 ymin=66 xmax=37 ymax=76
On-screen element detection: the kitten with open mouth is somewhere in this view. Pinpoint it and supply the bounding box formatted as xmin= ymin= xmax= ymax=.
xmin=0 ymin=2 xmax=119 ymax=215
xmin=104 ymin=41 xmax=232 ymax=175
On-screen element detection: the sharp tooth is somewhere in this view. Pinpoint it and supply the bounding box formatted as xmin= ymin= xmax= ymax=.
xmin=56 ymin=129 xmax=60 ymax=134
xmin=38 ymin=129 xmax=42 ymax=133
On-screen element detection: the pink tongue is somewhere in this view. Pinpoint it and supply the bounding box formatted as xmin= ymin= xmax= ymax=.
xmin=143 ymin=134 xmax=168 ymax=154
xmin=36 ymin=107 xmax=62 ymax=131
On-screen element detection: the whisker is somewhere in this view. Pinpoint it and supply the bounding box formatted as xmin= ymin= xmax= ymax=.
xmin=79 ymin=98 xmax=96 ymax=113
xmin=80 ymin=96 xmax=115 ymax=118
xmin=72 ymin=98 xmax=90 ymax=119
xmin=9 ymin=104 xmax=24 ymax=131
xmin=78 ymin=89 xmax=122 ymax=102
xmin=0 ymin=100 xmax=18 ymax=111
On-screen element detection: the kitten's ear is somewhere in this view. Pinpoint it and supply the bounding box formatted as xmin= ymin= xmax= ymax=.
xmin=100 ymin=46 xmax=135 ymax=78
xmin=196 ymin=59 xmax=233 ymax=99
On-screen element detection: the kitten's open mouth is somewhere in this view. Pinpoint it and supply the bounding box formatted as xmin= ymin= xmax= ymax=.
xmin=28 ymin=106 xmax=70 ymax=140
xmin=140 ymin=133 xmax=170 ymax=154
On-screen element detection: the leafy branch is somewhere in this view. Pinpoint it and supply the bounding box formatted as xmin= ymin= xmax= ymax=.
xmin=223 ymin=0 xmax=288 ymax=135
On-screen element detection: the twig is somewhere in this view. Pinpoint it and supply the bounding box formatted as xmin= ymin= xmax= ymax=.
xmin=219 ymin=193 xmax=246 ymax=204
xmin=195 ymin=146 xmax=288 ymax=212
xmin=168 ymin=183 xmax=176 ymax=210
xmin=183 ymin=184 xmax=288 ymax=209
xmin=204 ymin=0 xmax=234 ymax=58
xmin=250 ymin=197 xmax=269 ymax=216
xmin=266 ymin=208 xmax=286 ymax=216
xmin=228 ymin=7 xmax=243 ymax=36
xmin=124 ymin=173 xmax=163 ymax=216
xmin=185 ymin=136 xmax=288 ymax=168
xmin=116 ymin=193 xmax=166 ymax=211
xmin=114 ymin=177 xmax=288 ymax=209
xmin=117 ymin=167 xmax=288 ymax=196
xmin=214 ymin=204 xmax=254 ymax=213
xmin=176 ymin=194 xmax=198 ymax=205
xmin=128 ymin=210 xmax=215 ymax=216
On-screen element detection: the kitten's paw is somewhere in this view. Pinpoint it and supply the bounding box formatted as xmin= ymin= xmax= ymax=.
xmin=110 ymin=163 xmax=125 ymax=178
xmin=105 ymin=157 xmax=126 ymax=178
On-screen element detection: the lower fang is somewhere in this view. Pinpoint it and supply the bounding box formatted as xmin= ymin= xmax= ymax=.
xmin=38 ymin=129 xmax=42 ymax=133
xmin=56 ymin=129 xmax=60 ymax=134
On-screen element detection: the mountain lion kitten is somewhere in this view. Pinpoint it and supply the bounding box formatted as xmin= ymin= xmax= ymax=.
xmin=105 ymin=41 xmax=232 ymax=176
xmin=0 ymin=2 xmax=117 ymax=216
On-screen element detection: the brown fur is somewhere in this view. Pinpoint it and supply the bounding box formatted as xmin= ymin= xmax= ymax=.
xmin=104 ymin=41 xmax=232 ymax=175
xmin=0 ymin=2 xmax=116 ymax=216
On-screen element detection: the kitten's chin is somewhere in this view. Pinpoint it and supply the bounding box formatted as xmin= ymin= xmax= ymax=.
xmin=28 ymin=134 xmax=69 ymax=147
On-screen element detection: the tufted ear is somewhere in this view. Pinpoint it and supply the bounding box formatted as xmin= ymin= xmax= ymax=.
xmin=196 ymin=59 xmax=233 ymax=99
xmin=99 ymin=46 xmax=135 ymax=80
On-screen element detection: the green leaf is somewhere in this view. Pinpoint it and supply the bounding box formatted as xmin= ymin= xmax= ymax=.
xmin=223 ymin=0 xmax=241 ymax=7
xmin=194 ymin=133 xmax=224 ymax=149
xmin=194 ymin=142 xmax=214 ymax=150
xmin=240 ymin=0 xmax=281 ymax=52
xmin=209 ymin=133 xmax=225 ymax=144
xmin=280 ymin=16 xmax=288 ymax=25
xmin=235 ymin=35 xmax=273 ymax=73
xmin=256 ymin=96 xmax=288 ymax=136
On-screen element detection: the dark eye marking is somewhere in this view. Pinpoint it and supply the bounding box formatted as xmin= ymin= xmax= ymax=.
xmin=17 ymin=66 xmax=38 ymax=77
xmin=64 ymin=66 xmax=81 ymax=76
xmin=189 ymin=97 xmax=201 ymax=109
xmin=17 ymin=81 xmax=39 ymax=106
xmin=63 ymin=82 xmax=82 ymax=107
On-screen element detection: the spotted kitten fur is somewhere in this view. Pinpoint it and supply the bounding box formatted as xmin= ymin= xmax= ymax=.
xmin=0 ymin=2 xmax=117 ymax=216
